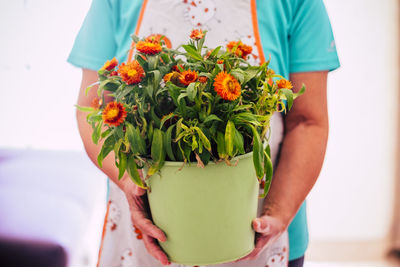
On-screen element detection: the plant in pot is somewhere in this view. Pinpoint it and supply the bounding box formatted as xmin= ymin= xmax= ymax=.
xmin=76 ymin=29 xmax=304 ymax=265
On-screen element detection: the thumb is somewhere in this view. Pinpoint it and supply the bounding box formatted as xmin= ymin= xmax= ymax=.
xmin=253 ymin=217 xmax=270 ymax=234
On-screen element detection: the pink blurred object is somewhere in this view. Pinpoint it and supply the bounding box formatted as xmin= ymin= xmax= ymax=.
xmin=0 ymin=148 xmax=107 ymax=267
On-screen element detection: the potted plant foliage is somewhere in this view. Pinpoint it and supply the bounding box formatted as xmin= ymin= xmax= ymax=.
xmin=76 ymin=29 xmax=304 ymax=265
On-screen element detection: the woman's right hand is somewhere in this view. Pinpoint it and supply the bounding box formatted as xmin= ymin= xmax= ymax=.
xmin=120 ymin=172 xmax=170 ymax=266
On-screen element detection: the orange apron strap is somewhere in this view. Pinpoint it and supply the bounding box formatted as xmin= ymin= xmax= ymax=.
xmin=127 ymin=0 xmax=149 ymax=62
xmin=96 ymin=200 xmax=111 ymax=267
xmin=250 ymin=0 xmax=265 ymax=64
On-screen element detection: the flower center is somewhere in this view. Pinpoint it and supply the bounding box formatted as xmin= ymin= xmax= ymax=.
xmin=128 ymin=69 xmax=137 ymax=77
xmin=185 ymin=74 xmax=194 ymax=81
xmin=107 ymin=107 xmax=119 ymax=119
xmin=225 ymin=79 xmax=236 ymax=92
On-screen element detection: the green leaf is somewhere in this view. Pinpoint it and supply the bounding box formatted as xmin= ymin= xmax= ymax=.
xmin=147 ymin=129 xmax=165 ymax=177
xmin=232 ymin=112 xmax=261 ymax=126
xmin=150 ymin=106 xmax=161 ymax=128
xmin=193 ymin=127 xmax=211 ymax=152
xmin=250 ymin=125 xmax=264 ymax=180
xmin=216 ymin=131 xmax=226 ymax=159
xmin=126 ymin=154 xmax=146 ymax=189
xmin=294 ymin=84 xmax=306 ymax=98
xmin=281 ymin=88 xmax=294 ymax=110
xmin=203 ymin=114 xmax=223 ymax=124
xmin=232 ymin=104 xmax=252 ymax=112
xmin=160 ymin=113 xmax=175 ymax=129
xmin=177 ymin=92 xmax=188 ymax=103
xmin=149 ymin=70 xmax=161 ymax=90
xmin=75 ymin=104 xmax=95 ymax=112
xmin=101 ymin=128 xmax=113 ymax=139
xmin=209 ymin=46 xmax=222 ymax=58
xmin=191 ymin=136 xmax=198 ymax=151
xmin=117 ymin=152 xmax=127 ymax=180
xmin=148 ymin=55 xmax=158 ymax=70
xmin=97 ymin=135 xmax=116 ymax=168
xmin=125 ymin=122 xmax=146 ymax=155
xmin=165 ymin=124 xmax=176 ymax=161
xmin=186 ymin=82 xmax=197 ymax=101
xmin=260 ymin=149 xmax=273 ymax=198
xmin=99 ymin=80 xmax=120 ymax=92
xmin=85 ymin=82 xmax=98 ymax=96
xmin=225 ymin=121 xmax=235 ymax=157
xmin=231 ymin=70 xmax=245 ymax=84
xmin=233 ymin=128 xmax=245 ymax=154
xmin=136 ymin=54 xmax=147 ymax=67
xmin=182 ymin=44 xmax=203 ymax=61
xmin=92 ymin=121 xmax=103 ymax=145
xmin=161 ymin=53 xmax=170 ymax=64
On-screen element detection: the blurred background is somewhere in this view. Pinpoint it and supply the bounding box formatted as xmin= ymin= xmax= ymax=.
xmin=0 ymin=0 xmax=399 ymax=266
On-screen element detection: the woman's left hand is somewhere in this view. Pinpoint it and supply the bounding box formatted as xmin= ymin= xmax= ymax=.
xmin=235 ymin=215 xmax=287 ymax=261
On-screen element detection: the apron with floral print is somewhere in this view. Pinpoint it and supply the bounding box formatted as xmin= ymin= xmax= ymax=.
xmin=98 ymin=0 xmax=288 ymax=266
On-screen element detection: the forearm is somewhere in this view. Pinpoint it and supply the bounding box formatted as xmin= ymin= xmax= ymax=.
xmin=262 ymin=119 xmax=329 ymax=227
xmin=76 ymin=109 xmax=130 ymax=190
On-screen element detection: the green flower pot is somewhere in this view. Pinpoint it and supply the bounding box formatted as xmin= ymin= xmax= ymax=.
xmin=146 ymin=152 xmax=259 ymax=265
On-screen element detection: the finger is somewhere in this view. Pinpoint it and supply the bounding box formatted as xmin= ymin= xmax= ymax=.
xmin=253 ymin=218 xmax=270 ymax=234
xmin=235 ymin=235 xmax=270 ymax=262
xmin=142 ymin=234 xmax=170 ymax=266
xmin=132 ymin=214 xmax=167 ymax=242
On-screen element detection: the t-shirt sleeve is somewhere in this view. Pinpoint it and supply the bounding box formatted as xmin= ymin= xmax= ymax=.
xmin=67 ymin=0 xmax=117 ymax=70
xmin=288 ymin=0 xmax=340 ymax=73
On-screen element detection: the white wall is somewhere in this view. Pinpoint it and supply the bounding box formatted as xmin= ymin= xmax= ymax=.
xmin=0 ymin=0 xmax=90 ymax=151
xmin=308 ymin=0 xmax=398 ymax=241
xmin=0 ymin=0 xmax=398 ymax=244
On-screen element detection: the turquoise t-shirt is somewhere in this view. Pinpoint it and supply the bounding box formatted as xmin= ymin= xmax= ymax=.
xmin=68 ymin=0 xmax=340 ymax=261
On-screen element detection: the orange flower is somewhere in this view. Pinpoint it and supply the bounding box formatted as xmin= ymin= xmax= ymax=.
xmin=136 ymin=40 xmax=162 ymax=55
xmin=190 ymin=29 xmax=204 ymax=40
xmin=163 ymin=72 xmax=174 ymax=83
xmin=276 ymin=79 xmax=293 ymax=89
xmin=217 ymin=60 xmax=224 ymax=64
xmin=198 ymin=76 xmax=208 ymax=83
xmin=179 ymin=69 xmax=198 ymax=86
xmin=267 ymin=69 xmax=275 ymax=76
xmin=110 ymin=71 xmax=118 ymax=76
xmin=101 ymin=57 xmax=118 ymax=71
xmin=213 ymin=71 xmax=241 ymax=101
xmin=226 ymin=41 xmax=253 ymax=59
xmin=102 ymin=101 xmax=127 ymax=127
xmin=145 ymin=34 xmax=172 ymax=48
xmin=117 ymin=61 xmax=145 ymax=85
xmin=91 ymin=97 xmax=102 ymax=109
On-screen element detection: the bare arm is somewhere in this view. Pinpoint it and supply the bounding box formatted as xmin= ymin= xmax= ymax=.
xmin=76 ymin=69 xmax=130 ymax=190
xmin=263 ymin=71 xmax=329 ymax=224
xmin=241 ymin=70 xmax=329 ymax=260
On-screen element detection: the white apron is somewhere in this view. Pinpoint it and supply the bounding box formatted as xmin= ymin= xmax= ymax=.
xmin=98 ymin=0 xmax=287 ymax=266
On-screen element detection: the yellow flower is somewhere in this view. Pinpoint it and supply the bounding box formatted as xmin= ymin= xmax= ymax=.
xmin=136 ymin=40 xmax=162 ymax=55
xmin=163 ymin=72 xmax=174 ymax=83
xmin=213 ymin=71 xmax=241 ymax=101
xmin=117 ymin=61 xmax=145 ymax=85
xmin=190 ymin=29 xmax=204 ymax=40
xmin=179 ymin=70 xmax=198 ymax=86
xmin=226 ymin=41 xmax=253 ymax=59
xmin=276 ymin=79 xmax=293 ymax=89
xmin=102 ymin=102 xmax=127 ymax=127
xmin=101 ymin=57 xmax=118 ymax=71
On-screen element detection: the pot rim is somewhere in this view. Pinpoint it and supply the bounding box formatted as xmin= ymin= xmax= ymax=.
xmin=162 ymin=151 xmax=254 ymax=167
